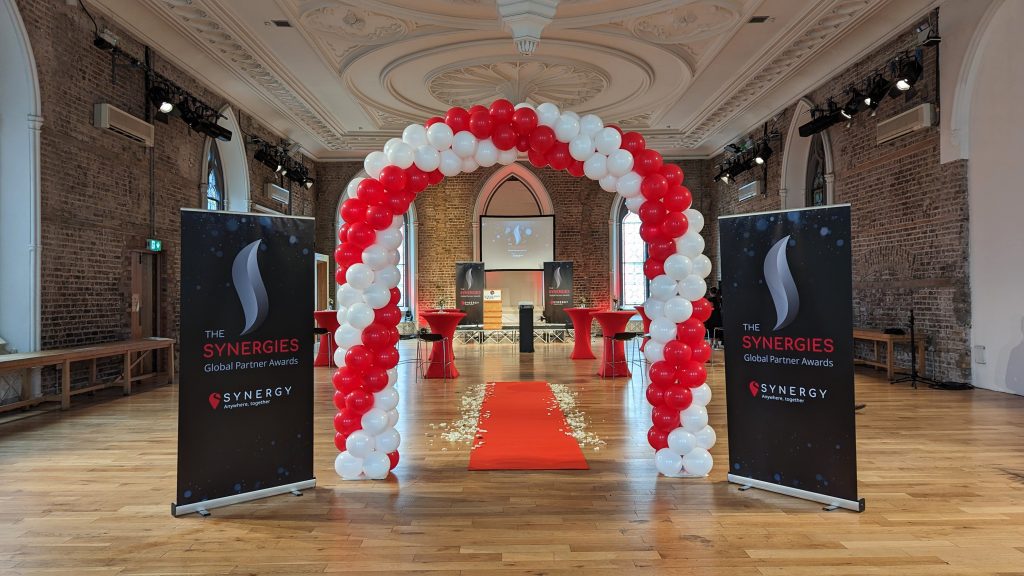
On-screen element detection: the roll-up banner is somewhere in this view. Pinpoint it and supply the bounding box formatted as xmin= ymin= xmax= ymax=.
xmin=174 ymin=210 xmax=315 ymax=516
xmin=455 ymin=262 xmax=485 ymax=325
xmin=719 ymin=205 xmax=863 ymax=512
xmin=543 ymin=261 xmax=573 ymax=325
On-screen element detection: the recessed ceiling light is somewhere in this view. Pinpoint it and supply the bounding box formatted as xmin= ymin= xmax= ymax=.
xmin=265 ymin=20 xmax=292 ymax=28
xmin=748 ymin=16 xmax=773 ymax=24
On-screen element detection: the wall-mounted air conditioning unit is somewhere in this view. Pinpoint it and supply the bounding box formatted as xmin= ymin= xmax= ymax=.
xmin=93 ymin=103 xmax=154 ymax=147
xmin=266 ymin=183 xmax=290 ymax=205
xmin=877 ymin=103 xmax=934 ymax=144
xmin=738 ymin=180 xmax=760 ymax=202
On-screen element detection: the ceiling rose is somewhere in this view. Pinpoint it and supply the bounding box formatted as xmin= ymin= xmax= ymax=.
xmin=427 ymin=60 xmax=608 ymax=109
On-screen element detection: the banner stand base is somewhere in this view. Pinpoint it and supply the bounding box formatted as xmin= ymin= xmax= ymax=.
xmin=172 ymin=478 xmax=316 ymax=517
xmin=728 ymin=474 xmax=864 ymax=513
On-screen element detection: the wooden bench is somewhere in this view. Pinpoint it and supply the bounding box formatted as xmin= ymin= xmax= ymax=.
xmin=0 ymin=338 xmax=175 ymax=413
xmin=852 ymin=328 xmax=925 ymax=381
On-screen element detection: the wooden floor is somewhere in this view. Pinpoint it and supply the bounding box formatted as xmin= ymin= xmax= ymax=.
xmin=2 ymin=341 xmax=1024 ymax=575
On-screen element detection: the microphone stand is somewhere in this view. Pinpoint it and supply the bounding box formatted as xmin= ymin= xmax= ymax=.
xmin=891 ymin=309 xmax=940 ymax=389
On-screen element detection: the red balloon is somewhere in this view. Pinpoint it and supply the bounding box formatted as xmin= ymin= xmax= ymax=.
xmin=424 ymin=116 xmax=444 ymax=128
xmin=427 ymin=169 xmax=444 ymax=185
xmin=677 ymin=362 xmax=707 ymax=388
xmin=638 ymin=200 xmax=667 ymax=225
xmin=345 ymin=389 xmax=374 ymax=415
xmin=337 ymin=223 xmax=350 ymax=244
xmin=641 ymin=174 xmax=669 ymax=201
xmin=445 ymin=107 xmax=469 ymax=133
xmin=340 ymin=197 xmax=368 ymax=224
xmin=334 ymin=410 xmax=361 ymax=434
xmin=346 ymin=222 xmax=376 ymax=249
xmin=691 ymin=298 xmax=712 ymax=322
xmin=547 ymin=142 xmax=571 ymax=170
xmin=529 ymin=125 xmax=556 ymax=153
xmin=527 ymin=148 xmax=548 ymax=168
xmin=334 ymin=244 xmax=361 ymax=268
xmin=345 ymin=345 xmax=375 ymax=372
xmin=332 ymin=366 xmax=359 ymax=392
xmin=648 ymin=240 xmax=675 ymax=261
xmin=691 ymin=341 xmax=712 ymax=364
xmin=468 ymin=110 xmax=493 ymax=139
xmin=333 ymin=390 xmax=347 ymax=411
xmin=384 ymin=191 xmax=411 ymax=216
xmin=365 ymin=205 xmax=394 ymax=231
xmin=660 ymin=163 xmax=684 ymax=188
xmin=468 ymin=104 xmax=488 ymax=116
xmin=649 ymin=361 xmax=676 ymax=386
xmin=661 ymin=211 xmax=689 ymax=239
xmin=647 ymin=426 xmax=669 ymax=450
xmin=386 ymin=326 xmax=401 ymax=347
xmin=362 ymin=367 xmax=389 ymax=393
xmin=490 ymin=99 xmax=515 ymax=123
xmin=678 ymin=318 xmax=706 ymax=344
xmin=387 ymin=450 xmax=400 ymax=470
xmin=515 ymin=134 xmax=531 ymax=152
xmin=491 ymin=123 xmax=517 ymax=150
xmin=635 ymin=149 xmax=664 ymax=176
xmin=333 ymin=431 xmax=348 ymax=452
xmin=361 ymin=323 xmax=390 ymax=350
xmin=663 ymin=185 xmax=693 ymax=212
xmin=389 ymin=288 xmax=402 ymax=307
xmin=375 ymin=305 xmax=402 ymax=326
xmin=335 ymin=268 xmax=347 ymax=285
xmin=639 ymin=222 xmax=668 ymax=244
xmin=643 ymin=258 xmax=665 ymax=280
xmin=376 ymin=347 xmax=400 ymax=370
xmin=357 ymin=179 xmax=387 ymax=206
xmin=645 ymin=382 xmax=666 ymax=406
xmin=406 ymin=167 xmax=429 ymax=194
xmin=652 ymin=405 xmax=681 ymax=432
xmin=568 ymin=160 xmax=585 ymax=177
xmin=663 ymin=340 xmax=692 ymax=366
xmin=511 ymin=107 xmax=538 ymax=135
xmin=664 ymin=386 xmax=693 ymax=411
xmin=379 ymin=166 xmax=407 ymax=193
xmin=621 ymin=131 xmax=646 ymax=154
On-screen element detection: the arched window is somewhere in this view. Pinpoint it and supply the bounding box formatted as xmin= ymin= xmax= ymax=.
xmin=395 ymin=213 xmax=409 ymax=308
xmin=205 ymin=140 xmax=225 ymax=210
xmin=620 ymin=207 xmax=647 ymax=307
xmin=781 ymin=98 xmax=834 ymax=209
xmin=805 ymin=133 xmax=827 ymax=207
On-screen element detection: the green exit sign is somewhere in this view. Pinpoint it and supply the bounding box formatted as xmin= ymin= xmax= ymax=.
xmin=147 ymin=239 xmax=162 ymax=252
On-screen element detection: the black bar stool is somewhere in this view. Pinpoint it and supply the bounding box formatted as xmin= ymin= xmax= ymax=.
xmin=607 ymin=332 xmax=639 ymax=378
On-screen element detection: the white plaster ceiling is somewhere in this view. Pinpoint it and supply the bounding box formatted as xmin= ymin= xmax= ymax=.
xmin=89 ymin=0 xmax=938 ymax=159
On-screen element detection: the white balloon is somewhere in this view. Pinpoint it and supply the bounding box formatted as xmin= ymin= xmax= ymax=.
xmin=681 ymin=405 xmax=708 ymax=432
xmin=643 ymin=297 xmax=665 ymax=319
xmin=387 ymin=141 xmax=414 ymax=169
xmin=337 ymin=323 xmax=363 ymax=349
xmin=594 ymin=127 xmax=622 ymax=155
xmin=684 ymin=208 xmax=705 ymax=233
xmin=345 ymin=430 xmax=375 ymax=458
xmin=438 ymin=149 xmax=461 ymax=177
xmin=386 ymin=249 xmax=401 ymax=267
xmin=387 ymin=368 xmax=398 ymax=386
xmin=691 ymin=383 xmax=712 ymax=407
xmin=375 ymin=266 xmax=401 ymax=289
xmin=562 ymin=110 xmax=579 ymax=121
xmin=497 ymin=148 xmax=518 ymax=165
xmin=664 ymin=296 xmax=694 ymax=323
xmin=579 ymin=114 xmax=604 ymax=137
xmin=649 ymin=318 xmax=677 ymax=344
xmin=599 ymin=174 xmax=619 ymax=193
xmin=692 ymin=254 xmax=713 ymax=279
xmin=373 ymin=386 xmax=399 ymax=412
xmin=363 ymin=151 xmax=388 ymax=180
xmin=346 ymin=302 xmax=374 ymax=330
xmin=361 ymin=408 xmax=389 ymax=435
xmin=583 ymin=153 xmax=608 ymax=180
xmin=460 ymin=157 xmax=479 ymax=173
xmin=624 ymin=195 xmax=645 ymax=214
xmin=413 ymin=145 xmax=440 ymax=173
xmin=362 ymin=451 xmax=391 ymax=480
xmin=402 ymin=124 xmax=428 ymax=148
xmin=667 ymin=428 xmax=697 ymax=456
xmin=363 ymin=282 xmax=391 ymax=309
xmin=655 ymin=447 xmax=684 ymax=476
xmin=694 ymin=425 xmax=717 ymax=450
xmin=649 ymin=275 xmax=678 ymax=301
xmin=390 ymin=214 xmax=405 ymax=230
xmin=676 ymin=231 xmax=706 ymax=258
xmin=335 ymin=452 xmax=363 ymax=480
xmin=335 ymin=308 xmax=347 ymax=326
xmin=616 ymin=171 xmax=642 ymax=198
xmin=679 ymin=275 xmax=707 ymax=301
xmin=426 ymin=122 xmax=454 ymax=150
xmin=346 ymin=177 xmax=364 ymax=199
xmin=333 ymin=346 xmax=347 ymax=367
xmin=569 ymin=135 xmax=594 ymax=162
xmin=452 ymin=131 xmax=477 ymax=158
xmin=361 ymin=244 xmax=390 ymax=270
xmin=474 ymin=139 xmax=498 ymax=167
xmin=337 ymin=283 xmax=363 ymax=307
xmin=387 ymin=409 xmax=399 ymax=428
xmin=663 ymin=254 xmax=694 ymax=281
xmin=682 ymin=447 xmax=713 ymax=476
xmin=377 ymin=227 xmax=404 ymax=251
xmin=606 ymin=149 xmax=634 ymax=177
xmin=345 ymin=263 xmax=374 ymax=290
xmin=536 ymin=102 xmax=560 ymax=126
xmin=554 ymin=114 xmax=580 ymax=142
xmin=644 ymin=340 xmax=665 ymax=363
xmin=375 ymin=427 xmax=401 ymax=453
xmin=383 ymin=138 xmax=403 ymax=156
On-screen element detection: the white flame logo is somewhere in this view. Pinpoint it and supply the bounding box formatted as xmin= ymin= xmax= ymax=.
xmin=764 ymin=235 xmax=799 ymax=331
xmin=465 ymin=268 xmax=474 ymax=289
xmin=551 ymin=266 xmax=562 ymax=289
xmin=232 ymin=239 xmax=269 ymax=336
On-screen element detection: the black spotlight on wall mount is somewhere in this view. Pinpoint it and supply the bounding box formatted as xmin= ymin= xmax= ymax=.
xmin=890 ymin=52 xmax=923 ymax=95
xmin=863 ymin=74 xmax=891 ymax=115
xmin=798 ymin=100 xmax=842 ymax=138
xmin=753 ymin=141 xmax=773 ymax=165
xmin=148 ymin=84 xmax=174 ymax=114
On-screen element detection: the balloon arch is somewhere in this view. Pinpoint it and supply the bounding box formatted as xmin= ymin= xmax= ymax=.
xmin=331 ymin=100 xmax=716 ymax=480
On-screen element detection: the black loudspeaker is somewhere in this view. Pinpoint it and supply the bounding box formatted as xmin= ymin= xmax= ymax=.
xmin=519 ymin=304 xmax=534 ymax=353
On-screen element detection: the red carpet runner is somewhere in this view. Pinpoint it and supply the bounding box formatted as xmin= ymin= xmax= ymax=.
xmin=468 ymin=382 xmax=589 ymax=470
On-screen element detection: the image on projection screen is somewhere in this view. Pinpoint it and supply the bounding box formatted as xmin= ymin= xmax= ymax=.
xmin=480 ymin=216 xmax=555 ymax=270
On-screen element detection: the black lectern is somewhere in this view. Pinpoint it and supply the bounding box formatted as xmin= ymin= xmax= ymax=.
xmin=519 ymin=304 xmax=534 ymax=353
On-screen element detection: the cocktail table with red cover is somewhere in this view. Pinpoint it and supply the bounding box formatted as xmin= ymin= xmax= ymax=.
xmin=419 ymin=309 xmax=466 ymax=378
xmin=564 ymin=307 xmax=600 ymax=359
xmin=313 ymin=310 xmax=340 ymax=367
xmin=591 ymin=310 xmax=638 ymax=377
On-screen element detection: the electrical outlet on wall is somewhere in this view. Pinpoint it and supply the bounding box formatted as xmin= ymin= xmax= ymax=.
xmin=974 ymin=345 xmax=987 ymax=364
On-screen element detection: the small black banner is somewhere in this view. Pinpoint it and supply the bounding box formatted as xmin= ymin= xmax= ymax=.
xmin=543 ymin=261 xmax=573 ymax=325
xmin=455 ymin=262 xmax=485 ymax=325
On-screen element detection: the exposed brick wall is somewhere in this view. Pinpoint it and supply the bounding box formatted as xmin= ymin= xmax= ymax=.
xmin=704 ymin=19 xmax=970 ymax=382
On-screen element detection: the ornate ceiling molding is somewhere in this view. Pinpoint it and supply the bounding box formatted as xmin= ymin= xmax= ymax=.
xmin=299 ymin=3 xmax=412 ymax=46
xmin=625 ymin=2 xmax=738 ymax=44
xmin=427 ymin=60 xmax=608 ymax=109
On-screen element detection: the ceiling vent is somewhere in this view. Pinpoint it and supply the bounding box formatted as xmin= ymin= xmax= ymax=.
xmin=266 ymin=20 xmax=292 ymax=27
xmin=749 ymin=16 xmax=772 ymax=23
xmin=876 ymin=103 xmax=934 ymax=144
xmin=93 ymin=103 xmax=154 ymax=147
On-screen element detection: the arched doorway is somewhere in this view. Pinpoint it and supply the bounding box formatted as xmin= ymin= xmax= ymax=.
xmin=201 ymin=106 xmax=250 ymax=212
xmin=780 ymin=98 xmax=835 ymax=209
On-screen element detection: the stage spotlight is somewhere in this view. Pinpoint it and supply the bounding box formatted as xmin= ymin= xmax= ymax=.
xmin=303 ymin=178 xmax=315 ymax=189
xmin=200 ymin=121 xmax=232 ymax=142
xmin=148 ymin=85 xmax=174 ymax=114
xmin=727 ymin=159 xmax=752 ymax=178
xmin=893 ymin=57 xmax=922 ymax=92
xmin=254 ymin=146 xmax=282 ymax=172
xmin=715 ymin=165 xmax=730 ymax=183
xmin=754 ymin=142 xmax=773 ymax=165
xmin=863 ymin=75 xmax=890 ymax=110
xmin=840 ymin=90 xmax=862 ymax=119
xmin=798 ymin=110 xmax=840 ymax=138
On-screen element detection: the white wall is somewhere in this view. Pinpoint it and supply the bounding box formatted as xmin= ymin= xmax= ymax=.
xmin=967 ymin=0 xmax=1024 ymax=394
